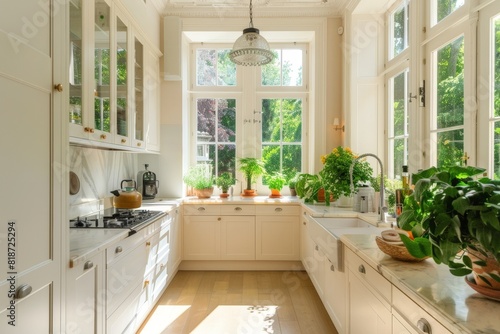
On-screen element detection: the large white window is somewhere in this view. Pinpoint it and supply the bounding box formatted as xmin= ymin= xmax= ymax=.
xmin=190 ymin=44 xmax=308 ymax=188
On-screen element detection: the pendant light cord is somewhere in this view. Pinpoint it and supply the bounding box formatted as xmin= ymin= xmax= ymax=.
xmin=249 ymin=0 xmax=254 ymax=28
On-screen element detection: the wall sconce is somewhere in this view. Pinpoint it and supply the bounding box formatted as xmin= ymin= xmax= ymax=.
xmin=333 ymin=118 xmax=344 ymax=132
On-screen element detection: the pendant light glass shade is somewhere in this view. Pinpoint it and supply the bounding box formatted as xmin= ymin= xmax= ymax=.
xmin=229 ymin=1 xmax=274 ymax=66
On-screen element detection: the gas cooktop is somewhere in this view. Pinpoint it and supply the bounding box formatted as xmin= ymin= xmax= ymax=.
xmin=70 ymin=208 xmax=163 ymax=233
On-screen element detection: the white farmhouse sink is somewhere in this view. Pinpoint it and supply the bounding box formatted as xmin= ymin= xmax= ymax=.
xmin=308 ymin=217 xmax=385 ymax=272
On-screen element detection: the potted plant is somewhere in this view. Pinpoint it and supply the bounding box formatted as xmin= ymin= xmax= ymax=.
xmin=215 ymin=172 xmax=236 ymax=199
xmin=238 ymin=157 xmax=266 ymax=197
xmin=397 ymin=165 xmax=500 ymax=292
xmin=266 ymin=172 xmax=286 ymax=198
xmin=183 ymin=164 xmax=215 ymax=199
xmin=295 ymin=173 xmax=331 ymax=205
xmin=288 ymin=173 xmax=300 ymax=196
xmin=319 ymin=146 xmax=373 ymax=206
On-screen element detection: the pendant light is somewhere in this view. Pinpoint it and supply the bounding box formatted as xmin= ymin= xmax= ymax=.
xmin=229 ymin=0 xmax=274 ymax=66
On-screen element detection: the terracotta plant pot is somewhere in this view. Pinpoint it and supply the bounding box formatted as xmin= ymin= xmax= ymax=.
xmin=220 ymin=192 xmax=229 ymax=199
xmin=269 ymin=189 xmax=281 ymax=198
xmin=194 ymin=187 xmax=214 ymax=199
xmin=242 ymin=189 xmax=257 ymax=197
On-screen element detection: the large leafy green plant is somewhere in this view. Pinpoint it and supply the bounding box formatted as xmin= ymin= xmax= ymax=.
xmin=295 ymin=173 xmax=331 ymax=205
xmin=319 ymin=146 xmax=373 ymax=200
xmin=397 ymin=166 xmax=500 ymax=280
xmin=238 ymin=158 xmax=265 ymax=191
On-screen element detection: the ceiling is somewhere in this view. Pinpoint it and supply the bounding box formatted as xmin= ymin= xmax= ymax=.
xmin=151 ymin=0 xmax=396 ymax=18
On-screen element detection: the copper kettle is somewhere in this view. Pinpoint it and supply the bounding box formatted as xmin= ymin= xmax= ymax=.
xmin=111 ymin=180 xmax=142 ymax=209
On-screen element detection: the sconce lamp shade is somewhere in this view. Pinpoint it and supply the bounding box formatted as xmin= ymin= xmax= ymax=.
xmin=229 ymin=0 xmax=274 ymax=66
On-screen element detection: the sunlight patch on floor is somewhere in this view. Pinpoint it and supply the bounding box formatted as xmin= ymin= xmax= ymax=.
xmin=191 ymin=305 xmax=278 ymax=334
xmin=139 ymin=305 xmax=191 ymax=334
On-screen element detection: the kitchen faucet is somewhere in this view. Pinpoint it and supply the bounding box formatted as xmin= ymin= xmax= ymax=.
xmin=349 ymin=153 xmax=387 ymax=225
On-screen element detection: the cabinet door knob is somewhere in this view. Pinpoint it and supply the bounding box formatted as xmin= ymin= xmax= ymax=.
xmin=121 ymin=139 xmax=126 ymax=143
xmin=274 ymin=207 xmax=283 ymax=212
xmin=54 ymin=83 xmax=63 ymax=92
xmin=358 ymin=264 xmax=366 ymax=274
xmin=15 ymin=284 xmax=32 ymax=299
xmin=235 ymin=207 xmax=242 ymax=211
xmin=218 ymin=217 xmax=221 ymax=221
xmin=315 ymin=245 xmax=319 ymax=251
xmin=303 ymin=221 xmax=307 ymax=225
xmin=330 ymin=265 xmax=335 ymax=271
xmin=84 ymin=261 xmax=94 ymax=270
xmin=197 ymin=207 xmax=205 ymax=211
xmin=100 ymin=134 xmax=106 ymax=140
xmin=417 ymin=318 xmax=432 ymax=333
xmin=146 ymin=241 xmax=151 ymax=246
xmin=144 ymin=280 xmax=150 ymax=288
xmin=115 ymin=246 xmax=123 ymax=253
xmin=137 ymin=142 xmax=142 ymax=147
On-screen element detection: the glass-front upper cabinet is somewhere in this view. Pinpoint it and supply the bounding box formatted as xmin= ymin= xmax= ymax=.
xmin=94 ymin=0 xmax=111 ymax=141
xmin=134 ymin=37 xmax=144 ymax=146
xmin=115 ymin=16 xmax=129 ymax=143
xmin=69 ymin=0 xmax=83 ymax=127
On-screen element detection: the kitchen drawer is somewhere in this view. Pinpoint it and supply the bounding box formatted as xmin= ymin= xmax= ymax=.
xmin=220 ymin=204 xmax=256 ymax=215
xmin=184 ymin=204 xmax=220 ymax=215
xmin=255 ymin=205 xmax=300 ymax=216
xmin=393 ymin=287 xmax=452 ymax=334
xmin=106 ymin=229 xmax=146 ymax=265
xmin=346 ymin=249 xmax=391 ymax=306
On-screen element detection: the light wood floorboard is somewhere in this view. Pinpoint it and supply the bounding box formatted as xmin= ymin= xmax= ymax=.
xmin=137 ymin=271 xmax=338 ymax=334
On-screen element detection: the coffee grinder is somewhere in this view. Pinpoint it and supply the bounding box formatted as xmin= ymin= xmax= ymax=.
xmin=137 ymin=164 xmax=159 ymax=199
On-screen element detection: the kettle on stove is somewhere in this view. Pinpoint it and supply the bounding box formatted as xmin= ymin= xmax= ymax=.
xmin=137 ymin=164 xmax=159 ymax=199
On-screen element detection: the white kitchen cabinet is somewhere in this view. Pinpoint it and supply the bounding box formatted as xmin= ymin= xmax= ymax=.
xmin=346 ymin=249 xmax=391 ymax=334
xmin=392 ymin=287 xmax=452 ymax=334
xmin=393 ymin=312 xmax=416 ymax=334
xmin=183 ymin=205 xmax=256 ymax=260
xmin=324 ymin=257 xmax=346 ymax=334
xmin=168 ymin=208 xmax=181 ymax=275
xmin=0 ymin=0 xmax=64 ymax=332
xmin=255 ymin=205 xmax=300 ymax=260
xmin=66 ymin=252 xmax=105 ymax=334
xmin=69 ymin=0 xmax=160 ymax=151
xmin=183 ymin=215 xmax=220 ymax=260
xmin=221 ymin=216 xmax=256 ymax=260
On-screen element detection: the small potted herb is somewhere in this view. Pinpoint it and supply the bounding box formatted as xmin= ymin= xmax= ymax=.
xmin=238 ymin=157 xmax=266 ymax=197
xmin=215 ymin=172 xmax=236 ymax=198
xmin=288 ymin=173 xmax=300 ymax=196
xmin=266 ymin=172 xmax=286 ymax=198
xmin=183 ymin=164 xmax=215 ymax=198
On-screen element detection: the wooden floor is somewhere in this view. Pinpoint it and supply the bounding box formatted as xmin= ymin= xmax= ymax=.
xmin=137 ymin=271 xmax=338 ymax=334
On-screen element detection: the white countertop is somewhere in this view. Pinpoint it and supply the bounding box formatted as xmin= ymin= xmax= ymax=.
xmin=340 ymin=233 xmax=500 ymax=334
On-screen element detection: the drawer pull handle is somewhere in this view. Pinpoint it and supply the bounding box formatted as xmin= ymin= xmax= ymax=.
xmin=197 ymin=207 xmax=206 ymax=211
xmin=144 ymin=280 xmax=150 ymax=288
xmin=218 ymin=217 xmax=221 ymax=221
xmin=303 ymin=221 xmax=307 ymax=225
xmin=15 ymin=284 xmax=32 ymax=299
xmin=315 ymin=245 xmax=319 ymax=251
xmin=84 ymin=261 xmax=94 ymax=270
xmin=115 ymin=246 xmax=123 ymax=254
xmin=417 ymin=318 xmax=432 ymax=334
xmin=146 ymin=241 xmax=151 ymax=246
xmin=330 ymin=265 xmax=335 ymax=271
xmin=274 ymin=207 xmax=283 ymax=212
xmin=235 ymin=207 xmax=242 ymax=211
xmin=358 ymin=264 xmax=366 ymax=274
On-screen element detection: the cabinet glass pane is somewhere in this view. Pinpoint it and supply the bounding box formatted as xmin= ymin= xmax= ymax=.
xmin=135 ymin=38 xmax=144 ymax=141
xmin=69 ymin=0 xmax=83 ymax=125
xmin=94 ymin=0 xmax=111 ymax=132
xmin=116 ymin=17 xmax=128 ymax=137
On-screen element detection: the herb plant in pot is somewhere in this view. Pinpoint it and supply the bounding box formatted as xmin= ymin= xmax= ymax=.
xmin=183 ymin=164 xmax=215 ymax=199
xmin=319 ymin=146 xmax=373 ymax=207
xmin=397 ymin=166 xmax=500 ymax=295
xmin=266 ymin=172 xmax=286 ymax=198
xmin=238 ymin=157 xmax=265 ymax=197
xmin=288 ymin=173 xmax=300 ymax=196
xmin=215 ymin=172 xmax=235 ymax=199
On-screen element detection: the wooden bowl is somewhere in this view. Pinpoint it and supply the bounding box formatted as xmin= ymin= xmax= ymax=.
xmin=375 ymin=236 xmax=429 ymax=262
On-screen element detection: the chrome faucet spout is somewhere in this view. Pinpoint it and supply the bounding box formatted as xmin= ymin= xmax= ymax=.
xmin=349 ymin=153 xmax=386 ymax=224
